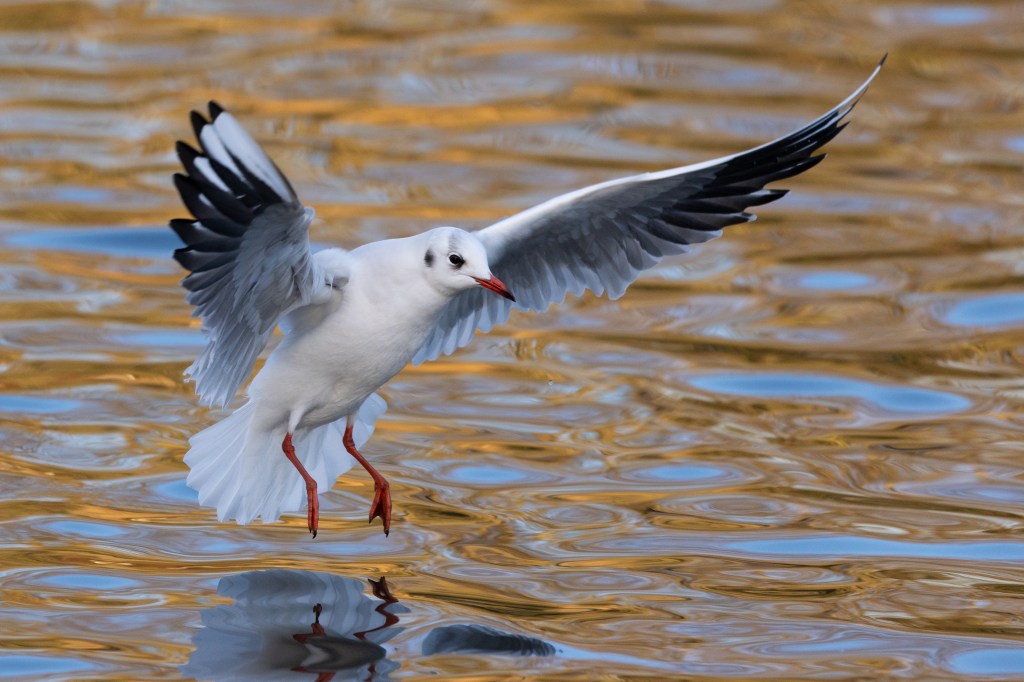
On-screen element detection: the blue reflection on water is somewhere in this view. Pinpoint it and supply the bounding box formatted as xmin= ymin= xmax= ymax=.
xmin=50 ymin=187 xmax=117 ymax=204
xmin=0 ymin=395 xmax=80 ymax=414
xmin=796 ymin=271 xmax=874 ymax=291
xmin=630 ymin=464 xmax=724 ymax=483
xmin=36 ymin=573 xmax=141 ymax=590
xmin=447 ymin=465 xmax=532 ymax=485
xmin=46 ymin=520 xmax=127 ymax=539
xmin=914 ymin=6 xmax=990 ymax=26
xmin=5 ymin=226 xmax=333 ymax=262
xmin=690 ymin=373 xmax=970 ymax=414
xmin=780 ymin=637 xmax=876 ymax=654
xmin=154 ymin=478 xmax=199 ymax=504
xmin=943 ymin=293 xmax=1024 ymax=328
xmin=0 ymin=656 xmax=94 ymax=677
xmin=111 ymin=330 xmax=202 ymax=348
xmin=950 ymin=648 xmax=1024 ymax=676
xmin=6 ymin=227 xmax=178 ymax=258
xmin=731 ymin=536 xmax=1024 ymax=561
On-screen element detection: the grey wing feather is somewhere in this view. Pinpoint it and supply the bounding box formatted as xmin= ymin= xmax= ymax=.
xmin=171 ymin=102 xmax=327 ymax=407
xmin=413 ymin=57 xmax=885 ymax=364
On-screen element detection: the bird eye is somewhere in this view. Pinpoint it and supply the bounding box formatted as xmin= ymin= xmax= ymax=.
xmin=448 ymin=253 xmax=464 ymax=267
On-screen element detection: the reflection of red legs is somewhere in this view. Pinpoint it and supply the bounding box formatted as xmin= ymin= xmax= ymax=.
xmin=356 ymin=577 xmax=402 ymax=643
xmin=310 ymin=603 xmax=326 ymax=636
xmin=293 ymin=580 xmax=399 ymax=681
xmin=369 ymin=576 xmax=396 ymax=604
xmin=282 ymin=433 xmax=319 ymax=537
xmin=294 ymin=603 xmax=326 ymax=643
xmin=293 ymin=603 xmax=333 ymax=681
xmin=369 ymin=577 xmax=400 ymax=629
xmin=343 ymin=424 xmax=391 ymax=536
xmin=292 ymin=602 xmax=331 ymax=675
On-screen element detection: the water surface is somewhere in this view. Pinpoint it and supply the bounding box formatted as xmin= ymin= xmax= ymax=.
xmin=2 ymin=1 xmax=1024 ymax=680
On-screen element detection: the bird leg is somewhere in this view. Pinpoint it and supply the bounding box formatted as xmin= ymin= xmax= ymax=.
xmin=282 ymin=432 xmax=319 ymax=537
xmin=343 ymin=423 xmax=391 ymax=536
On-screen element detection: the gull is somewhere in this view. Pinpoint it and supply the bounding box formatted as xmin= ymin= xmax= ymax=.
xmin=172 ymin=57 xmax=884 ymax=538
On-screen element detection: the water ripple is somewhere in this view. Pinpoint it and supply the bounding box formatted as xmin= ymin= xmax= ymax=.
xmin=2 ymin=2 xmax=1024 ymax=679
xmin=689 ymin=372 xmax=973 ymax=416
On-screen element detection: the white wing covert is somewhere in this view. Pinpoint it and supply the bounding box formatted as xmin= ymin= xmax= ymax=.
xmin=413 ymin=58 xmax=885 ymax=364
xmin=171 ymin=102 xmax=333 ymax=407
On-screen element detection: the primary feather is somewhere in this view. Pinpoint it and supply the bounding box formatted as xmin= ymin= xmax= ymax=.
xmin=172 ymin=103 xmax=327 ymax=407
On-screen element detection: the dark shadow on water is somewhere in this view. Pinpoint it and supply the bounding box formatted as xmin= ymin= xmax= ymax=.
xmin=422 ymin=624 xmax=556 ymax=657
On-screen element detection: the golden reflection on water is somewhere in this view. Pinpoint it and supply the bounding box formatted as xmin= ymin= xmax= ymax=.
xmin=3 ymin=0 xmax=1024 ymax=679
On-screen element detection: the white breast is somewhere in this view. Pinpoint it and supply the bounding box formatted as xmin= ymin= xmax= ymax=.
xmin=247 ymin=245 xmax=452 ymax=432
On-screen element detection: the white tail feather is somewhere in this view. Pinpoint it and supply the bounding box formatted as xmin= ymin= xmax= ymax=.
xmin=184 ymin=394 xmax=387 ymax=525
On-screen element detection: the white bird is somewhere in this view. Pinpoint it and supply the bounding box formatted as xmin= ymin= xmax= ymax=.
xmin=173 ymin=57 xmax=884 ymax=537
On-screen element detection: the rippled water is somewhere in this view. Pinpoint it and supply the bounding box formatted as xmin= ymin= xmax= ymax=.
xmin=3 ymin=1 xmax=1024 ymax=680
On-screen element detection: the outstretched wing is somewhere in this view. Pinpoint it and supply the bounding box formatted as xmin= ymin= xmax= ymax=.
xmin=171 ymin=102 xmax=331 ymax=407
xmin=413 ymin=57 xmax=885 ymax=364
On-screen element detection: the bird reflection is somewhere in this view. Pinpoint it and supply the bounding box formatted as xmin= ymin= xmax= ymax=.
xmin=183 ymin=569 xmax=557 ymax=681
xmin=181 ymin=570 xmax=406 ymax=681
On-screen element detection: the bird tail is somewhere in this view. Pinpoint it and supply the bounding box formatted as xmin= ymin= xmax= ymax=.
xmin=184 ymin=394 xmax=388 ymax=525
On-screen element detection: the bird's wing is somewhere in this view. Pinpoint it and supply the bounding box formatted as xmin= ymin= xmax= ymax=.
xmin=171 ymin=102 xmax=337 ymax=407
xmin=413 ymin=57 xmax=885 ymax=364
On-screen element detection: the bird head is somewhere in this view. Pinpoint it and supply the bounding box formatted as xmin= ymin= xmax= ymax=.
xmin=421 ymin=227 xmax=515 ymax=301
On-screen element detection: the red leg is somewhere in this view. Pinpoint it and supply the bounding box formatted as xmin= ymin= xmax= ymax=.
xmin=282 ymin=432 xmax=319 ymax=537
xmin=343 ymin=423 xmax=391 ymax=536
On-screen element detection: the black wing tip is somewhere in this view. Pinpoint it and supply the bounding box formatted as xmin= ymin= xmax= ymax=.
xmin=840 ymin=54 xmax=888 ymax=115
xmin=208 ymin=100 xmax=225 ymax=120
xmin=711 ymin=56 xmax=882 ymax=190
xmin=172 ymin=172 xmax=206 ymax=220
xmin=172 ymin=245 xmax=194 ymax=270
xmin=176 ymin=140 xmax=199 ymax=166
xmin=169 ymin=218 xmax=194 ymax=237
xmin=798 ymin=152 xmax=826 ymax=172
xmin=172 ymin=171 xmax=196 ymax=192
xmin=170 ymin=217 xmax=214 ymax=247
xmin=189 ymin=110 xmax=208 ymax=140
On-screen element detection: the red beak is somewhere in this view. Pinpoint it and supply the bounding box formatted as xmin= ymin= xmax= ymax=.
xmin=473 ymin=274 xmax=516 ymax=302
